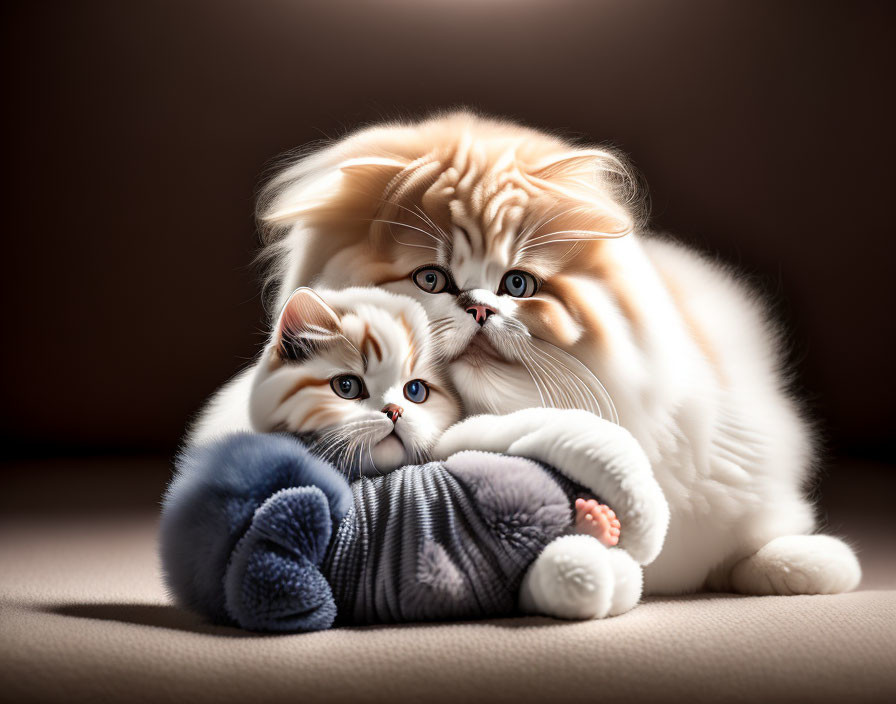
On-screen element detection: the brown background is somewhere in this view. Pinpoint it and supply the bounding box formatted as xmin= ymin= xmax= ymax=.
xmin=2 ymin=0 xmax=894 ymax=463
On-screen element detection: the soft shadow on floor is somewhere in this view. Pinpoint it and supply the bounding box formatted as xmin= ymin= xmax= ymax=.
xmin=45 ymin=602 xmax=260 ymax=638
xmin=479 ymin=593 xmax=751 ymax=629
xmin=339 ymin=595 xmax=749 ymax=633
xmin=336 ymin=614 xmax=572 ymax=634
xmin=44 ymin=602 xmax=567 ymax=636
xmin=642 ymin=592 xmax=748 ymax=605
xmin=43 ymin=593 xmax=753 ymax=638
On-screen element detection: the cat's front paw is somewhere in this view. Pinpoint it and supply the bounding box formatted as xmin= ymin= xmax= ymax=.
xmin=506 ymin=412 xmax=669 ymax=566
xmin=223 ymin=486 xmax=337 ymax=632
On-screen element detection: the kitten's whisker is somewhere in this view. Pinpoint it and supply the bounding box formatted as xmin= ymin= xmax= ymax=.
xmin=364 ymin=442 xmax=385 ymax=477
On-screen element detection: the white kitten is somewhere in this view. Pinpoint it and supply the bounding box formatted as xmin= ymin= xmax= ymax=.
xmin=248 ymin=286 xmax=460 ymax=476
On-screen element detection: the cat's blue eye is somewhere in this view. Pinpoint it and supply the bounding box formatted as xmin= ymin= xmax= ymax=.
xmin=412 ymin=266 xmax=450 ymax=294
xmin=331 ymin=374 xmax=365 ymax=400
xmin=499 ymin=270 xmax=538 ymax=298
xmin=403 ymin=379 xmax=429 ymax=404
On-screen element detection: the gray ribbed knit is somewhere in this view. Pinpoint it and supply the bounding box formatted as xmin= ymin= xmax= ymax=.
xmin=322 ymin=451 xmax=590 ymax=625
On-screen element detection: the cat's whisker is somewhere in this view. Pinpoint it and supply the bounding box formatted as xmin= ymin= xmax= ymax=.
xmin=524 ymin=346 xmax=576 ymax=410
xmin=390 ymin=236 xmax=437 ymax=252
xmin=500 ymin=324 xmax=605 ymax=415
xmin=412 ymin=203 xmax=450 ymax=243
xmin=514 ymin=204 xmax=591 ymax=248
xmin=507 ymin=333 xmax=561 ymax=409
xmin=383 ymin=222 xmax=438 ymax=252
xmin=377 ymin=199 xmax=450 ymax=245
xmin=525 ymin=344 xmax=587 ymax=411
xmin=371 ymin=215 xmax=442 ymax=255
xmin=529 ymin=346 xmax=593 ymax=413
xmin=370 ymin=218 xmax=444 ymax=246
xmin=553 ymin=240 xmax=586 ymax=266
xmin=518 ymin=231 xmax=628 ymax=254
xmin=530 ymin=340 xmax=618 ymax=422
xmin=517 ymin=352 xmax=549 ymax=409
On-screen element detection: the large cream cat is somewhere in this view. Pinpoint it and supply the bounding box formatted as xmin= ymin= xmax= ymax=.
xmin=190 ymin=111 xmax=860 ymax=617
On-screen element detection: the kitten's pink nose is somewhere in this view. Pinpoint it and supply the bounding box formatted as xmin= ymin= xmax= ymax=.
xmin=382 ymin=403 xmax=403 ymax=423
xmin=465 ymin=304 xmax=495 ymax=326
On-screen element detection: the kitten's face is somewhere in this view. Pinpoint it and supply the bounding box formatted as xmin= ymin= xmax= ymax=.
xmin=250 ymin=287 xmax=460 ymax=476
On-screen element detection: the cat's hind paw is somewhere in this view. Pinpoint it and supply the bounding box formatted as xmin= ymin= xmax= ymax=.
xmin=730 ymin=534 xmax=861 ymax=596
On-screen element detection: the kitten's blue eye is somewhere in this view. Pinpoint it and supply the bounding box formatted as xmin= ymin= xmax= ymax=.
xmin=412 ymin=266 xmax=450 ymax=294
xmin=331 ymin=374 xmax=365 ymax=400
xmin=403 ymin=379 xmax=429 ymax=404
xmin=500 ymin=270 xmax=538 ymax=298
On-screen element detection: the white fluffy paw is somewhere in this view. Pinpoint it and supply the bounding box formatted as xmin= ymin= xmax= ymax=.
xmin=730 ymin=534 xmax=861 ymax=596
xmin=605 ymin=546 xmax=643 ymax=616
xmin=519 ymin=535 xmax=643 ymax=620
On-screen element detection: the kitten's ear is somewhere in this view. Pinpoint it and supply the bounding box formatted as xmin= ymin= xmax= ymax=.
xmin=274 ymin=288 xmax=342 ymax=360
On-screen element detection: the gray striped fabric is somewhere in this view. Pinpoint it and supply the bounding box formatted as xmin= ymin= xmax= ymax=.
xmin=322 ymin=451 xmax=588 ymax=625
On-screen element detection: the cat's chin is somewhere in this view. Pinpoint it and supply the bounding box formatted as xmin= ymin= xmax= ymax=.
xmin=359 ymin=433 xmax=407 ymax=475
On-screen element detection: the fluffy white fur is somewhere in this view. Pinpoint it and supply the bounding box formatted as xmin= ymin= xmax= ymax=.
xmin=189 ymin=112 xmax=861 ymax=621
xmin=519 ymin=535 xmax=642 ymax=620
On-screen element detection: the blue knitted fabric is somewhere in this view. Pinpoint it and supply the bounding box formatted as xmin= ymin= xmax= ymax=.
xmin=159 ymin=433 xmax=351 ymax=627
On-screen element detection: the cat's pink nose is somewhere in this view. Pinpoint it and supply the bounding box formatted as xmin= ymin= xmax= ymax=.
xmin=382 ymin=403 xmax=403 ymax=423
xmin=465 ymin=304 xmax=495 ymax=326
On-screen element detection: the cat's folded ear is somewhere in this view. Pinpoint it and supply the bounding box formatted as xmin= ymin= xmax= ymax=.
xmin=274 ymin=288 xmax=342 ymax=361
